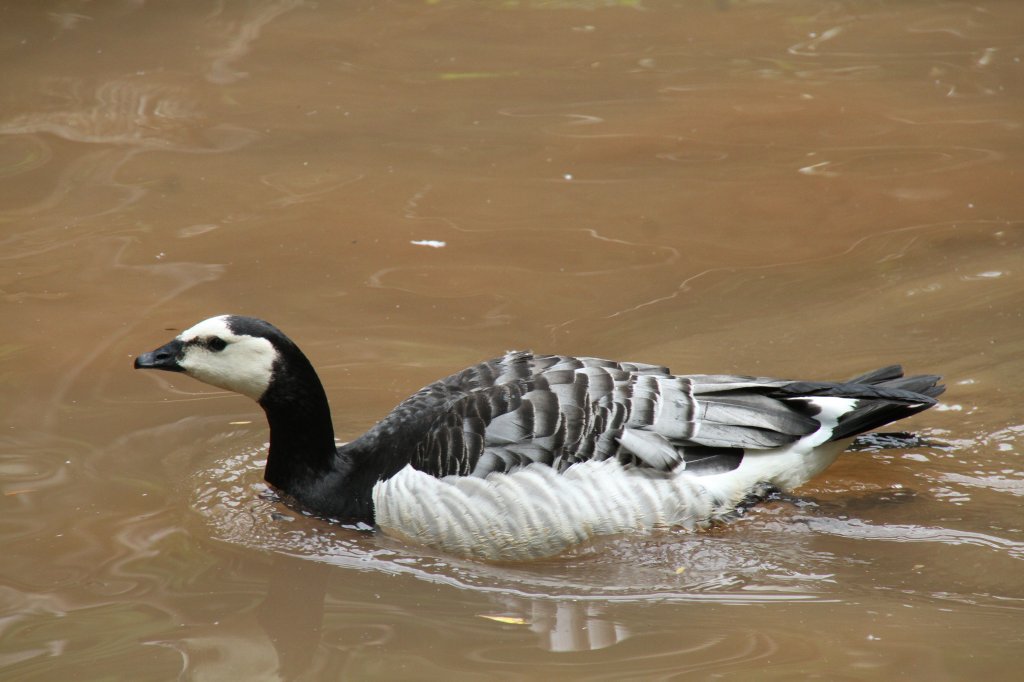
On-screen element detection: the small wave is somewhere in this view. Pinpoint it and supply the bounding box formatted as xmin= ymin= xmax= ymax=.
xmin=800 ymin=516 xmax=1024 ymax=560
xmin=192 ymin=448 xmax=841 ymax=605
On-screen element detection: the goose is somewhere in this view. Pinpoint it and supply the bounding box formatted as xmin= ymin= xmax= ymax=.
xmin=134 ymin=315 xmax=944 ymax=560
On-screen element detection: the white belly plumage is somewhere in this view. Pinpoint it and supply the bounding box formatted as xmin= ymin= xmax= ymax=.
xmin=373 ymin=459 xmax=719 ymax=560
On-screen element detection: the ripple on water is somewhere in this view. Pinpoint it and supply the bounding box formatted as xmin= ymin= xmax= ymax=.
xmin=192 ymin=447 xmax=1017 ymax=609
xmin=796 ymin=145 xmax=1002 ymax=177
xmin=189 ymin=415 xmax=1024 ymax=642
xmin=193 ymin=449 xmax=830 ymax=601
xmin=0 ymin=135 xmax=52 ymax=178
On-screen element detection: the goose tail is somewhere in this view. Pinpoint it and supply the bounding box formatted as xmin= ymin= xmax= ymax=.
xmin=698 ymin=367 xmax=944 ymax=510
xmin=819 ymin=365 xmax=945 ymax=442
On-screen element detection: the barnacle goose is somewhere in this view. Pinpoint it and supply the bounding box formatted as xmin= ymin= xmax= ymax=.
xmin=134 ymin=315 xmax=943 ymax=560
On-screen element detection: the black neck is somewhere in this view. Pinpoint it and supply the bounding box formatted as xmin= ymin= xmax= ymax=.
xmin=259 ymin=351 xmax=338 ymax=492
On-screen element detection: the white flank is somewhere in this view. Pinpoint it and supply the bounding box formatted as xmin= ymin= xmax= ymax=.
xmin=178 ymin=315 xmax=278 ymax=400
xmin=373 ymin=396 xmax=862 ymax=561
xmin=697 ymin=396 xmax=857 ymax=504
xmin=374 ymin=460 xmax=716 ymax=561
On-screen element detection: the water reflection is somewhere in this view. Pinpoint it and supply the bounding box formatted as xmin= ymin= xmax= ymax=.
xmin=178 ymin=441 xmax=878 ymax=672
xmin=3 ymin=0 xmax=1024 ymax=676
xmin=192 ymin=444 xmax=837 ymax=601
xmin=153 ymin=550 xmax=634 ymax=681
xmin=255 ymin=553 xmax=630 ymax=667
xmin=205 ymin=0 xmax=305 ymax=85
xmin=483 ymin=597 xmax=630 ymax=652
xmin=183 ymin=425 xmax=1024 ymax=642
xmin=258 ymin=555 xmax=330 ymax=678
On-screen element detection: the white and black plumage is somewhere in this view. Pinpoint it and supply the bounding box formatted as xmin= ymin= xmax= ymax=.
xmin=134 ymin=315 xmax=944 ymax=560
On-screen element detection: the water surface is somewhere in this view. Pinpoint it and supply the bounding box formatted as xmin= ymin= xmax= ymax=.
xmin=2 ymin=1 xmax=1022 ymax=679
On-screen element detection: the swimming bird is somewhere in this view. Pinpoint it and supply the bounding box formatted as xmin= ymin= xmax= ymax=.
xmin=134 ymin=315 xmax=943 ymax=560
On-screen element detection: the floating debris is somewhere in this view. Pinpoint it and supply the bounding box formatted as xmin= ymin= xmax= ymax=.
xmin=479 ymin=615 xmax=529 ymax=625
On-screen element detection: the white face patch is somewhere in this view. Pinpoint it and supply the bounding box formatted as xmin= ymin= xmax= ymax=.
xmin=177 ymin=315 xmax=278 ymax=401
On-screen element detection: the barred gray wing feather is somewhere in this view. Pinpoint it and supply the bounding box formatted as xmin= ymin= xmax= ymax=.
xmin=402 ymin=352 xmax=794 ymax=478
xmin=397 ymin=352 xmax=942 ymax=481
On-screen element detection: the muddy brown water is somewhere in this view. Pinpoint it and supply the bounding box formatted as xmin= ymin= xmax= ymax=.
xmin=2 ymin=1 xmax=1022 ymax=679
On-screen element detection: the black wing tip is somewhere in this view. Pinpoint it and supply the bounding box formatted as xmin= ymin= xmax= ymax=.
xmin=825 ymin=369 xmax=944 ymax=442
xmin=779 ymin=368 xmax=945 ymax=406
xmin=917 ymin=377 xmax=946 ymax=399
xmin=882 ymin=374 xmax=945 ymax=406
xmin=845 ymin=364 xmax=905 ymax=384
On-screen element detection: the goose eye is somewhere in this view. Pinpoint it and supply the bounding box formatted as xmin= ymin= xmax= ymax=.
xmin=208 ymin=337 xmax=228 ymax=352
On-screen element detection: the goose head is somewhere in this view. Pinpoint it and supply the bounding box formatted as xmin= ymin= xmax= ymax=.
xmin=134 ymin=315 xmax=282 ymax=401
xmin=135 ymin=315 xmax=339 ymax=496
